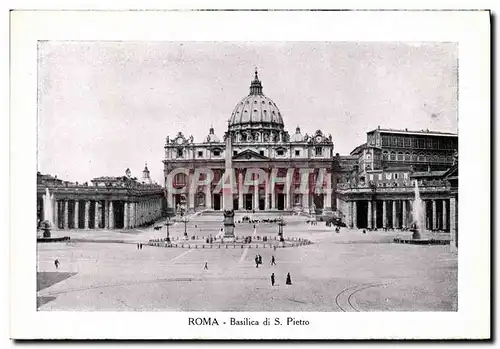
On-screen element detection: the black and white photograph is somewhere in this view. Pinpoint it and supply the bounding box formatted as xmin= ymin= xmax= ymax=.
xmin=9 ymin=9 xmax=490 ymax=340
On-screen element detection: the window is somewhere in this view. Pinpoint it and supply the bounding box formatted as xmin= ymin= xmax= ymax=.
xmin=378 ymin=174 xmax=382 ymax=180
xmin=398 ymin=137 xmax=404 ymax=147
xmin=177 ymin=149 xmax=183 ymax=158
xmin=277 ymin=149 xmax=284 ymax=156
xmin=295 ymin=150 xmax=300 ymax=156
xmin=174 ymin=173 xmax=187 ymax=186
xmin=369 ymin=174 xmax=374 ymax=181
xmin=197 ymin=151 xmax=203 ymax=158
xmin=404 ymin=138 xmax=411 ymax=147
xmin=213 ymin=150 xmax=221 ymax=157
xmin=404 ymin=173 xmax=408 ymax=179
xmin=382 ymin=151 xmax=389 ymax=161
xmin=233 ymin=151 xmax=238 ymax=156
xmin=397 ymin=152 xmax=403 ymax=161
xmin=260 ymin=150 xmax=265 ymax=156
xmin=405 ymin=152 xmax=410 ymax=161
xmin=382 ymin=137 xmax=390 ymax=146
xmin=394 ymin=173 xmax=398 ymax=179
xmin=390 ymin=152 xmax=396 ymax=161
xmin=315 ymin=147 xmax=323 ymax=156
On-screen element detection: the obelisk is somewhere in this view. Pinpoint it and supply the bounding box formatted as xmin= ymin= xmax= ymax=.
xmin=223 ymin=132 xmax=235 ymax=241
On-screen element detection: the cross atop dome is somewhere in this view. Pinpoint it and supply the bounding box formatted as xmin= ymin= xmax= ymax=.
xmin=249 ymin=69 xmax=263 ymax=95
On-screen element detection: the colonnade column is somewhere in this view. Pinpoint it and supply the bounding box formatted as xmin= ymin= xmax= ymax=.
xmin=402 ymin=200 xmax=407 ymax=229
xmin=373 ymin=201 xmax=377 ymax=229
xmin=432 ymin=199 xmax=437 ymax=230
xmin=63 ymin=200 xmax=69 ymax=229
xmin=367 ymin=201 xmax=372 ymax=229
xmin=382 ymin=200 xmax=387 ymax=229
xmin=74 ymin=201 xmax=79 ymax=229
xmin=392 ymin=201 xmax=397 ymax=228
xmin=64 ymin=200 xmax=69 ymax=229
xmin=304 ymin=193 xmax=309 ymax=213
xmin=449 ymin=197 xmax=457 ymax=248
xmin=352 ymin=201 xmax=357 ymax=229
xmin=347 ymin=201 xmax=353 ymax=228
xmin=124 ymin=202 xmax=129 ymax=229
xmin=94 ymin=201 xmax=100 ymax=229
xmin=84 ymin=201 xmax=90 ymax=229
xmin=109 ymin=201 xmax=114 ymax=229
xmin=53 ymin=200 xmax=59 ymax=229
xmin=442 ymin=200 xmax=447 ymax=231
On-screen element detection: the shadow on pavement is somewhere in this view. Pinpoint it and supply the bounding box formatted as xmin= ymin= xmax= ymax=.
xmin=37 ymin=272 xmax=77 ymax=292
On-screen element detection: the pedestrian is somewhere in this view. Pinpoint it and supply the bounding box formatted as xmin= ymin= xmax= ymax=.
xmin=271 ymin=273 xmax=275 ymax=286
xmin=362 ymin=229 xmax=366 ymax=234
xmin=271 ymin=256 xmax=276 ymax=266
xmin=54 ymin=258 xmax=60 ymax=269
xmin=204 ymin=262 xmax=208 ymax=270
xmin=255 ymin=255 xmax=259 ymax=268
xmin=273 ymin=245 xmax=277 ymax=252
xmin=286 ymin=272 xmax=292 ymax=285
xmin=258 ymin=254 xmax=262 ymax=265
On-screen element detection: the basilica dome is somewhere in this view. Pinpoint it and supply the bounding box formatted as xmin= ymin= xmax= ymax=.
xmin=228 ymin=71 xmax=284 ymax=131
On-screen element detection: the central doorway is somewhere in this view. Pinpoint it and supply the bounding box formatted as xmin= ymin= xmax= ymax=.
xmin=213 ymin=194 xmax=221 ymax=211
xmin=245 ymin=194 xmax=253 ymax=210
xmin=277 ymin=194 xmax=285 ymax=210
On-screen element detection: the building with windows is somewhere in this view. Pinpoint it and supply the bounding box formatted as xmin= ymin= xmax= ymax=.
xmin=336 ymin=127 xmax=458 ymax=242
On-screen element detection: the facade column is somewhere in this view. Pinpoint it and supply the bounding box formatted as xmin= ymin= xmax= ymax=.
xmin=124 ymin=202 xmax=129 ymax=229
xmin=271 ymin=181 xmax=276 ymax=210
xmin=442 ymin=199 xmax=447 ymax=231
xmin=84 ymin=201 xmax=90 ymax=229
xmin=402 ymin=200 xmax=407 ymax=229
xmin=206 ymin=183 xmax=212 ymax=210
xmin=324 ymin=171 xmax=332 ymax=210
xmin=238 ymin=171 xmax=244 ymax=210
xmin=254 ymin=181 xmax=259 ymax=211
xmin=167 ymin=189 xmax=173 ymax=211
xmin=373 ymin=201 xmax=378 ymax=229
xmin=53 ymin=200 xmax=59 ymax=229
xmin=392 ymin=201 xmax=397 ymax=228
xmin=382 ymin=200 xmax=387 ymax=229
xmin=63 ymin=200 xmax=69 ymax=229
xmin=304 ymin=193 xmax=310 ymax=214
xmin=109 ymin=201 xmax=114 ymax=229
xmin=367 ymin=201 xmax=372 ymax=229
xmin=188 ymin=171 xmax=195 ymax=212
xmin=285 ymin=170 xmax=292 ymax=210
xmin=94 ymin=201 xmax=100 ymax=229
xmin=432 ymin=199 xmax=437 ymax=230
xmin=352 ymin=201 xmax=357 ymax=229
xmin=74 ymin=200 xmax=79 ymax=229
xmin=449 ymin=197 xmax=457 ymax=249
xmin=265 ymin=170 xmax=270 ymax=210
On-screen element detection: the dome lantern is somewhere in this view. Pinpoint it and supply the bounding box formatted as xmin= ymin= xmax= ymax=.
xmin=249 ymin=68 xmax=263 ymax=95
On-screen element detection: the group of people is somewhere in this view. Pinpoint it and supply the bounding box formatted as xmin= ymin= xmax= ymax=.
xmin=254 ymin=254 xmax=277 ymax=268
xmin=136 ymin=243 xmax=144 ymax=249
xmin=270 ymin=272 xmax=292 ymax=286
xmin=306 ymin=220 xmax=318 ymax=226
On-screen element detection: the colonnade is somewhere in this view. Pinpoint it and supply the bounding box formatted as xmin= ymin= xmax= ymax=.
xmin=344 ymin=198 xmax=454 ymax=231
xmin=45 ymin=198 xmax=162 ymax=230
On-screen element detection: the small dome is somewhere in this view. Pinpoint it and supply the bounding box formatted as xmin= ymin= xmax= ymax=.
xmin=205 ymin=127 xmax=221 ymax=143
xmin=228 ymin=70 xmax=284 ymax=131
xmin=291 ymin=125 xmax=303 ymax=142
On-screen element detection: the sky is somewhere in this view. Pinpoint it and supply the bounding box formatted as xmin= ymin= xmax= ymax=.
xmin=37 ymin=41 xmax=458 ymax=184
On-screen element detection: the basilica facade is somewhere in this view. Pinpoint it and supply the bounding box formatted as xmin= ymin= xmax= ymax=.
xmin=163 ymin=71 xmax=345 ymax=215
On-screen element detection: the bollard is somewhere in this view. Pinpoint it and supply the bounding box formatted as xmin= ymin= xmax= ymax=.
xmin=241 ymin=245 xmax=243 ymax=249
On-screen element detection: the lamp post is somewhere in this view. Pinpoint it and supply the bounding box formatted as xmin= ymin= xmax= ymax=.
xmin=277 ymin=216 xmax=285 ymax=242
xmin=164 ymin=217 xmax=173 ymax=242
xmin=183 ymin=216 xmax=189 ymax=239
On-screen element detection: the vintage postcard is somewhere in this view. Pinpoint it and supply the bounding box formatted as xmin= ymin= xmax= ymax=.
xmin=9 ymin=9 xmax=490 ymax=340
